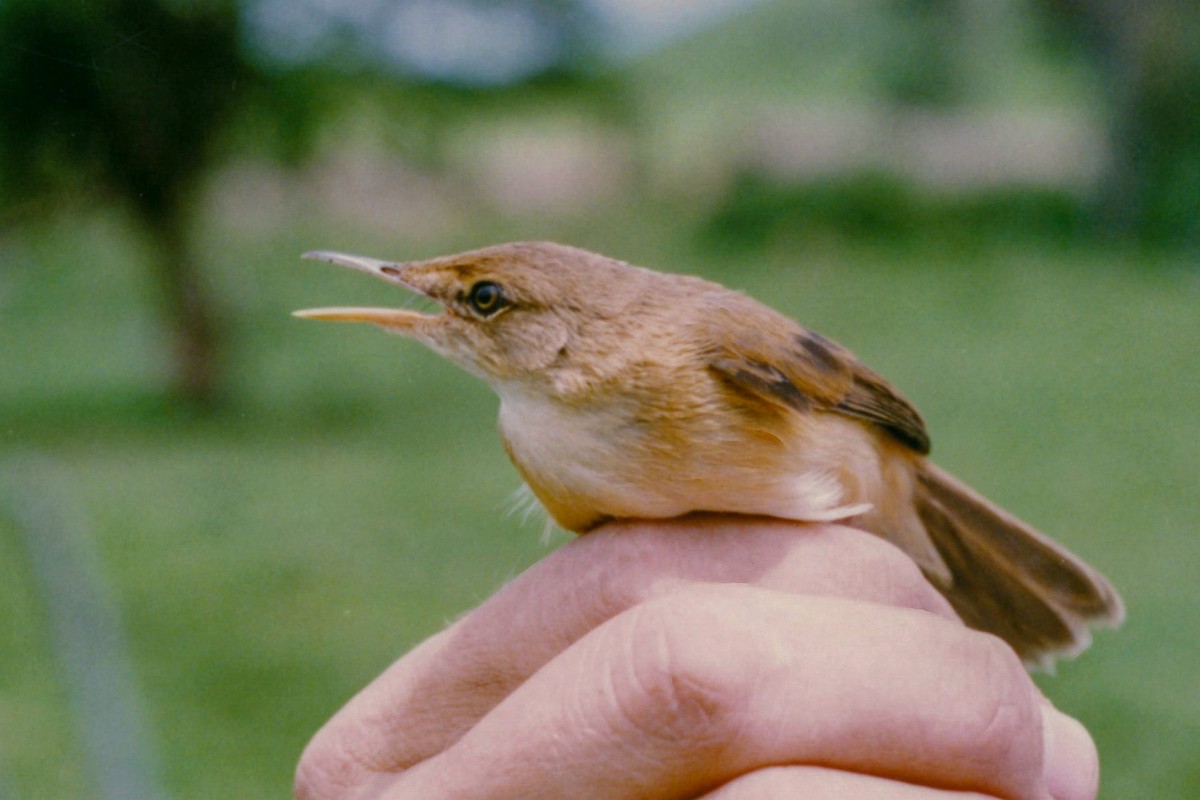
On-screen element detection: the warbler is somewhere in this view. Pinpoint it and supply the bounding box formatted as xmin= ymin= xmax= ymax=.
xmin=295 ymin=241 xmax=1123 ymax=665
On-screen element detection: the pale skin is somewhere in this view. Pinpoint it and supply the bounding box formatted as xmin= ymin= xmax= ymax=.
xmin=293 ymin=518 xmax=1100 ymax=800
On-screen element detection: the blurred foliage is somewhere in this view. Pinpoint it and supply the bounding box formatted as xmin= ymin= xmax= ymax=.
xmin=0 ymin=0 xmax=626 ymax=407
xmin=0 ymin=0 xmax=249 ymax=219
xmin=627 ymin=0 xmax=1200 ymax=252
xmin=1033 ymin=0 xmax=1200 ymax=245
xmin=702 ymin=170 xmax=1090 ymax=250
xmin=879 ymin=0 xmax=967 ymax=107
xmin=0 ymin=0 xmax=262 ymax=407
xmin=820 ymin=0 xmax=1200 ymax=245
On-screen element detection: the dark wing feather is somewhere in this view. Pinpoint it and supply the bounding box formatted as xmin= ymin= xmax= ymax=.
xmin=834 ymin=368 xmax=930 ymax=453
xmin=701 ymin=293 xmax=931 ymax=454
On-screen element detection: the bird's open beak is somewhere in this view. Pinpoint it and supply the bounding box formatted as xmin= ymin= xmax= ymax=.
xmin=293 ymin=251 xmax=438 ymax=333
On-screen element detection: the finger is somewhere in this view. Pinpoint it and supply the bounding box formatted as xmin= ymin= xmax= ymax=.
xmin=702 ymin=766 xmax=998 ymax=799
xmin=595 ymin=516 xmax=958 ymax=620
xmin=1042 ymin=708 xmax=1099 ymax=800
xmin=377 ymin=585 xmax=1050 ymax=800
xmin=296 ymin=518 xmax=956 ymax=793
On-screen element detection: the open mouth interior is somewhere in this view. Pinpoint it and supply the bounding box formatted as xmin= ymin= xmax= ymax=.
xmin=293 ymin=250 xmax=444 ymax=326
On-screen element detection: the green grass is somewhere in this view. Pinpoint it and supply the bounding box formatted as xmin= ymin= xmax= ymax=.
xmin=2 ymin=204 xmax=1198 ymax=798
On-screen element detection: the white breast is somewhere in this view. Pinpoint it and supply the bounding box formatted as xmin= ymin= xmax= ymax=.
xmin=495 ymin=382 xmax=670 ymax=517
xmin=494 ymin=380 xmax=879 ymax=526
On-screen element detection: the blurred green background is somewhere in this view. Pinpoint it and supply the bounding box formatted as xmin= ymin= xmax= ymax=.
xmin=1 ymin=0 xmax=1198 ymax=797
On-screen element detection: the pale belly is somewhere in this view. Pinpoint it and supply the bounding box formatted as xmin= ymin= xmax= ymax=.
xmin=495 ymin=385 xmax=889 ymax=533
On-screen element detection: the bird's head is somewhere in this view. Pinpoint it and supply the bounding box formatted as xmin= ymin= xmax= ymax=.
xmin=294 ymin=241 xmax=657 ymax=386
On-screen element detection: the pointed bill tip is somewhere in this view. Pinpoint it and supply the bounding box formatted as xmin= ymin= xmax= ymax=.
xmin=292 ymin=307 xmax=332 ymax=319
xmin=300 ymin=250 xmax=408 ymax=282
xmin=301 ymin=250 xmax=375 ymax=267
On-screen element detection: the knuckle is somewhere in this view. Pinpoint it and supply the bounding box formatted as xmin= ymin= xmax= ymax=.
xmin=607 ymin=590 xmax=746 ymax=747
xmin=949 ymin=633 xmax=1041 ymax=762
xmin=292 ymin=725 xmax=367 ymax=800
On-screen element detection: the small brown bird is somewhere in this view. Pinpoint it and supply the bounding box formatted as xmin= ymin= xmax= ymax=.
xmin=295 ymin=241 xmax=1123 ymax=665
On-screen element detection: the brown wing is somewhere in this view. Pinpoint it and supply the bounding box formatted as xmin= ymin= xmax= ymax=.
xmin=834 ymin=365 xmax=930 ymax=454
xmin=702 ymin=294 xmax=931 ymax=454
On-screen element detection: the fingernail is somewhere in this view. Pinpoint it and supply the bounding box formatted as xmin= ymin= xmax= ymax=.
xmin=1042 ymin=707 xmax=1100 ymax=800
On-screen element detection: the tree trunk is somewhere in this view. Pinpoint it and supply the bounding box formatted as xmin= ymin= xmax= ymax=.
xmin=147 ymin=213 xmax=223 ymax=409
xmin=1040 ymin=0 xmax=1200 ymax=244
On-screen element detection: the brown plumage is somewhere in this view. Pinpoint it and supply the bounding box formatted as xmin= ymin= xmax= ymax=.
xmin=295 ymin=241 xmax=1123 ymax=666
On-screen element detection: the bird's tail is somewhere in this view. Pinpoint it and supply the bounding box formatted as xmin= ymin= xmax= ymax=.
xmin=914 ymin=462 xmax=1124 ymax=667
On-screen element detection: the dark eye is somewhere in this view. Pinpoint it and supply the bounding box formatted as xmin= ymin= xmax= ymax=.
xmin=466 ymin=281 xmax=507 ymax=316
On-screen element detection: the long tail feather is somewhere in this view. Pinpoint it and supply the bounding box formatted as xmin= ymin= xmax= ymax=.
xmin=914 ymin=462 xmax=1124 ymax=667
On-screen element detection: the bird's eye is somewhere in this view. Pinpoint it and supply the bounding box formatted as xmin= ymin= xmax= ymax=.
xmin=466 ymin=281 xmax=507 ymax=317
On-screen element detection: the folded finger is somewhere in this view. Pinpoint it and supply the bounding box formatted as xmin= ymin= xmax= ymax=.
xmin=296 ymin=518 xmax=956 ymax=796
xmin=378 ymin=585 xmax=1049 ymax=800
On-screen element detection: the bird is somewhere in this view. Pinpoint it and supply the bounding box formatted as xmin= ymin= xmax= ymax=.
xmin=294 ymin=241 xmax=1123 ymax=665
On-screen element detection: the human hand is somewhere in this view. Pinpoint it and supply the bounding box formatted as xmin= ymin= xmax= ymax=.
xmin=294 ymin=516 xmax=1100 ymax=799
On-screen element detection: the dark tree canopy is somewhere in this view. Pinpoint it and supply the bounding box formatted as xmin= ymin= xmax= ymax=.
xmin=0 ymin=0 xmax=252 ymax=222
xmin=0 ymin=0 xmax=261 ymax=405
xmin=1035 ymin=0 xmax=1200 ymax=245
